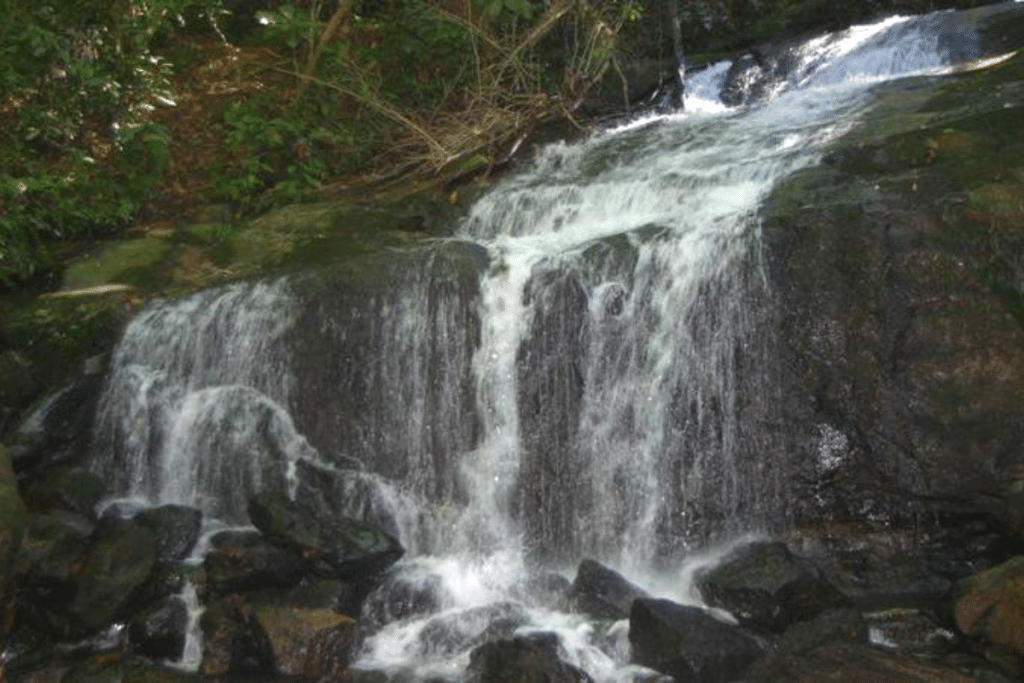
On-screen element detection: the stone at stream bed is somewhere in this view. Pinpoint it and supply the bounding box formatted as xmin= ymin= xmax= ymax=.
xmin=696 ymin=541 xmax=848 ymax=633
xmin=132 ymin=505 xmax=203 ymax=563
xmin=14 ymin=512 xmax=93 ymax=637
xmin=128 ymin=595 xmax=189 ymax=660
xmin=248 ymin=491 xmax=404 ymax=581
xmin=202 ymin=530 xmax=316 ymax=598
xmin=251 ymin=604 xmax=357 ymax=677
xmin=199 ymin=593 xmax=358 ymax=679
xmin=567 ymin=558 xmax=650 ymax=620
xmin=466 ymin=633 xmax=594 ymax=683
xmin=629 ymin=598 xmax=765 ymax=683
xmin=69 ymin=516 xmax=158 ymax=633
xmin=952 ymin=555 xmax=1024 ymax=660
xmin=199 ymin=595 xmax=277 ymax=678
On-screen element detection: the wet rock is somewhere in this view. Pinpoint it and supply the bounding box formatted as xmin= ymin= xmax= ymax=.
xmin=567 ymin=559 xmax=650 ymax=620
xmin=251 ymin=605 xmax=356 ymax=677
xmin=69 ymin=516 xmax=158 ymax=633
xmin=418 ymin=602 xmax=528 ymax=658
xmin=629 ymin=598 xmax=765 ymax=683
xmin=22 ymin=467 xmax=106 ymax=518
xmin=9 ymin=377 xmax=103 ymax=473
xmin=516 ymin=266 xmax=589 ymax=562
xmin=199 ymin=596 xmax=276 ymax=678
xmin=128 ymin=596 xmax=189 ymax=660
xmin=864 ymin=607 xmax=957 ymax=656
xmin=14 ymin=512 xmax=93 ymax=637
xmin=361 ymin=566 xmax=443 ymax=629
xmin=952 ymin=555 xmax=1024 ymax=658
xmin=696 ymin=541 xmax=849 ymax=632
xmin=467 ymin=632 xmax=593 ymax=683
xmin=0 ymin=443 xmax=26 ymax=643
xmin=202 ymin=529 xmax=315 ymax=598
xmin=133 ymin=505 xmax=203 ymax=563
xmin=248 ymin=491 xmax=404 ymax=581
xmin=301 ymin=618 xmax=360 ymax=681
xmin=762 ymin=40 xmax=1024 ymax=583
xmin=737 ymin=641 xmax=998 ymax=683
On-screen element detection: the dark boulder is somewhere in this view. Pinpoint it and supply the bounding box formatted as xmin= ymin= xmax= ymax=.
xmin=567 ymin=559 xmax=650 ymax=620
xmin=248 ymin=491 xmax=404 ymax=581
xmin=8 ymin=376 xmax=103 ymax=474
xmin=301 ymin=618 xmax=361 ymax=681
xmin=128 ymin=595 xmax=189 ymax=660
xmin=199 ymin=596 xmax=277 ymax=678
xmin=696 ymin=541 xmax=848 ymax=632
xmin=12 ymin=512 xmax=92 ymax=637
xmin=69 ymin=516 xmax=158 ymax=633
xmin=202 ymin=529 xmax=315 ymax=598
xmin=251 ymin=604 xmax=357 ymax=677
xmin=361 ymin=566 xmax=443 ymax=630
xmin=629 ymin=598 xmax=765 ymax=683
xmin=467 ymin=632 xmax=593 ymax=683
xmin=21 ymin=467 xmax=106 ymax=519
xmin=133 ymin=505 xmax=203 ymax=563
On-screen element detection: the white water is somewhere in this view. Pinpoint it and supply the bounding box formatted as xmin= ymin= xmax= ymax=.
xmin=88 ymin=10 xmax=990 ymax=680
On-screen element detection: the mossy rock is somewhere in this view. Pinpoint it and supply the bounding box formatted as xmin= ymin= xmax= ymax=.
xmin=61 ymin=238 xmax=170 ymax=291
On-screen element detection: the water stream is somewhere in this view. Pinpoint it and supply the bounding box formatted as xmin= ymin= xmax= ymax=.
xmin=91 ymin=10 xmax=987 ymax=681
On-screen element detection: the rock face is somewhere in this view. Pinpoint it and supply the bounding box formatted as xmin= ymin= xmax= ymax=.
xmin=762 ymin=4 xmax=1024 ymax=580
xmin=567 ymin=558 xmax=650 ymax=621
xmin=952 ymin=555 xmax=1024 ymax=659
xmin=696 ymin=541 xmax=848 ymax=632
xmin=629 ymin=598 xmax=765 ymax=683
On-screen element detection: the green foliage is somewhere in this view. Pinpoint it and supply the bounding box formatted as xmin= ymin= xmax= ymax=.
xmin=0 ymin=0 xmax=212 ymax=287
xmin=212 ymin=96 xmax=356 ymax=214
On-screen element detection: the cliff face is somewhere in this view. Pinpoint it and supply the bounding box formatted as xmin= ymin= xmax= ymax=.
xmin=763 ymin=2 xmax=1024 ymax=568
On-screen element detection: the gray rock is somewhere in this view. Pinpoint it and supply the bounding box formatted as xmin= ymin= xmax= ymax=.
xmin=696 ymin=541 xmax=848 ymax=632
xmin=567 ymin=559 xmax=650 ymax=620
xmin=248 ymin=491 xmax=404 ymax=582
xmin=629 ymin=598 xmax=765 ymax=683
xmin=133 ymin=504 xmax=203 ymax=563
xmin=129 ymin=596 xmax=189 ymax=660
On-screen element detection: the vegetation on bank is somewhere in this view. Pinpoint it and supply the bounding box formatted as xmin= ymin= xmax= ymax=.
xmin=0 ymin=0 xmax=999 ymax=289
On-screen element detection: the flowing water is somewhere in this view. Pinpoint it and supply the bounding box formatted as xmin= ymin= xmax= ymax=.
xmin=91 ymin=10 xmax=988 ymax=681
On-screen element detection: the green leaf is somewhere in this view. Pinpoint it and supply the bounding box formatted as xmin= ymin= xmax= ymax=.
xmin=503 ymin=0 xmax=533 ymax=20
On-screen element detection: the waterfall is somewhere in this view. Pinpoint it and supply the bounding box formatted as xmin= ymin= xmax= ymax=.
xmin=89 ymin=9 xmax=983 ymax=681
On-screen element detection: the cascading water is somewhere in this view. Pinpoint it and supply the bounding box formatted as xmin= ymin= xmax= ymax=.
xmin=90 ymin=9 xmax=987 ymax=681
